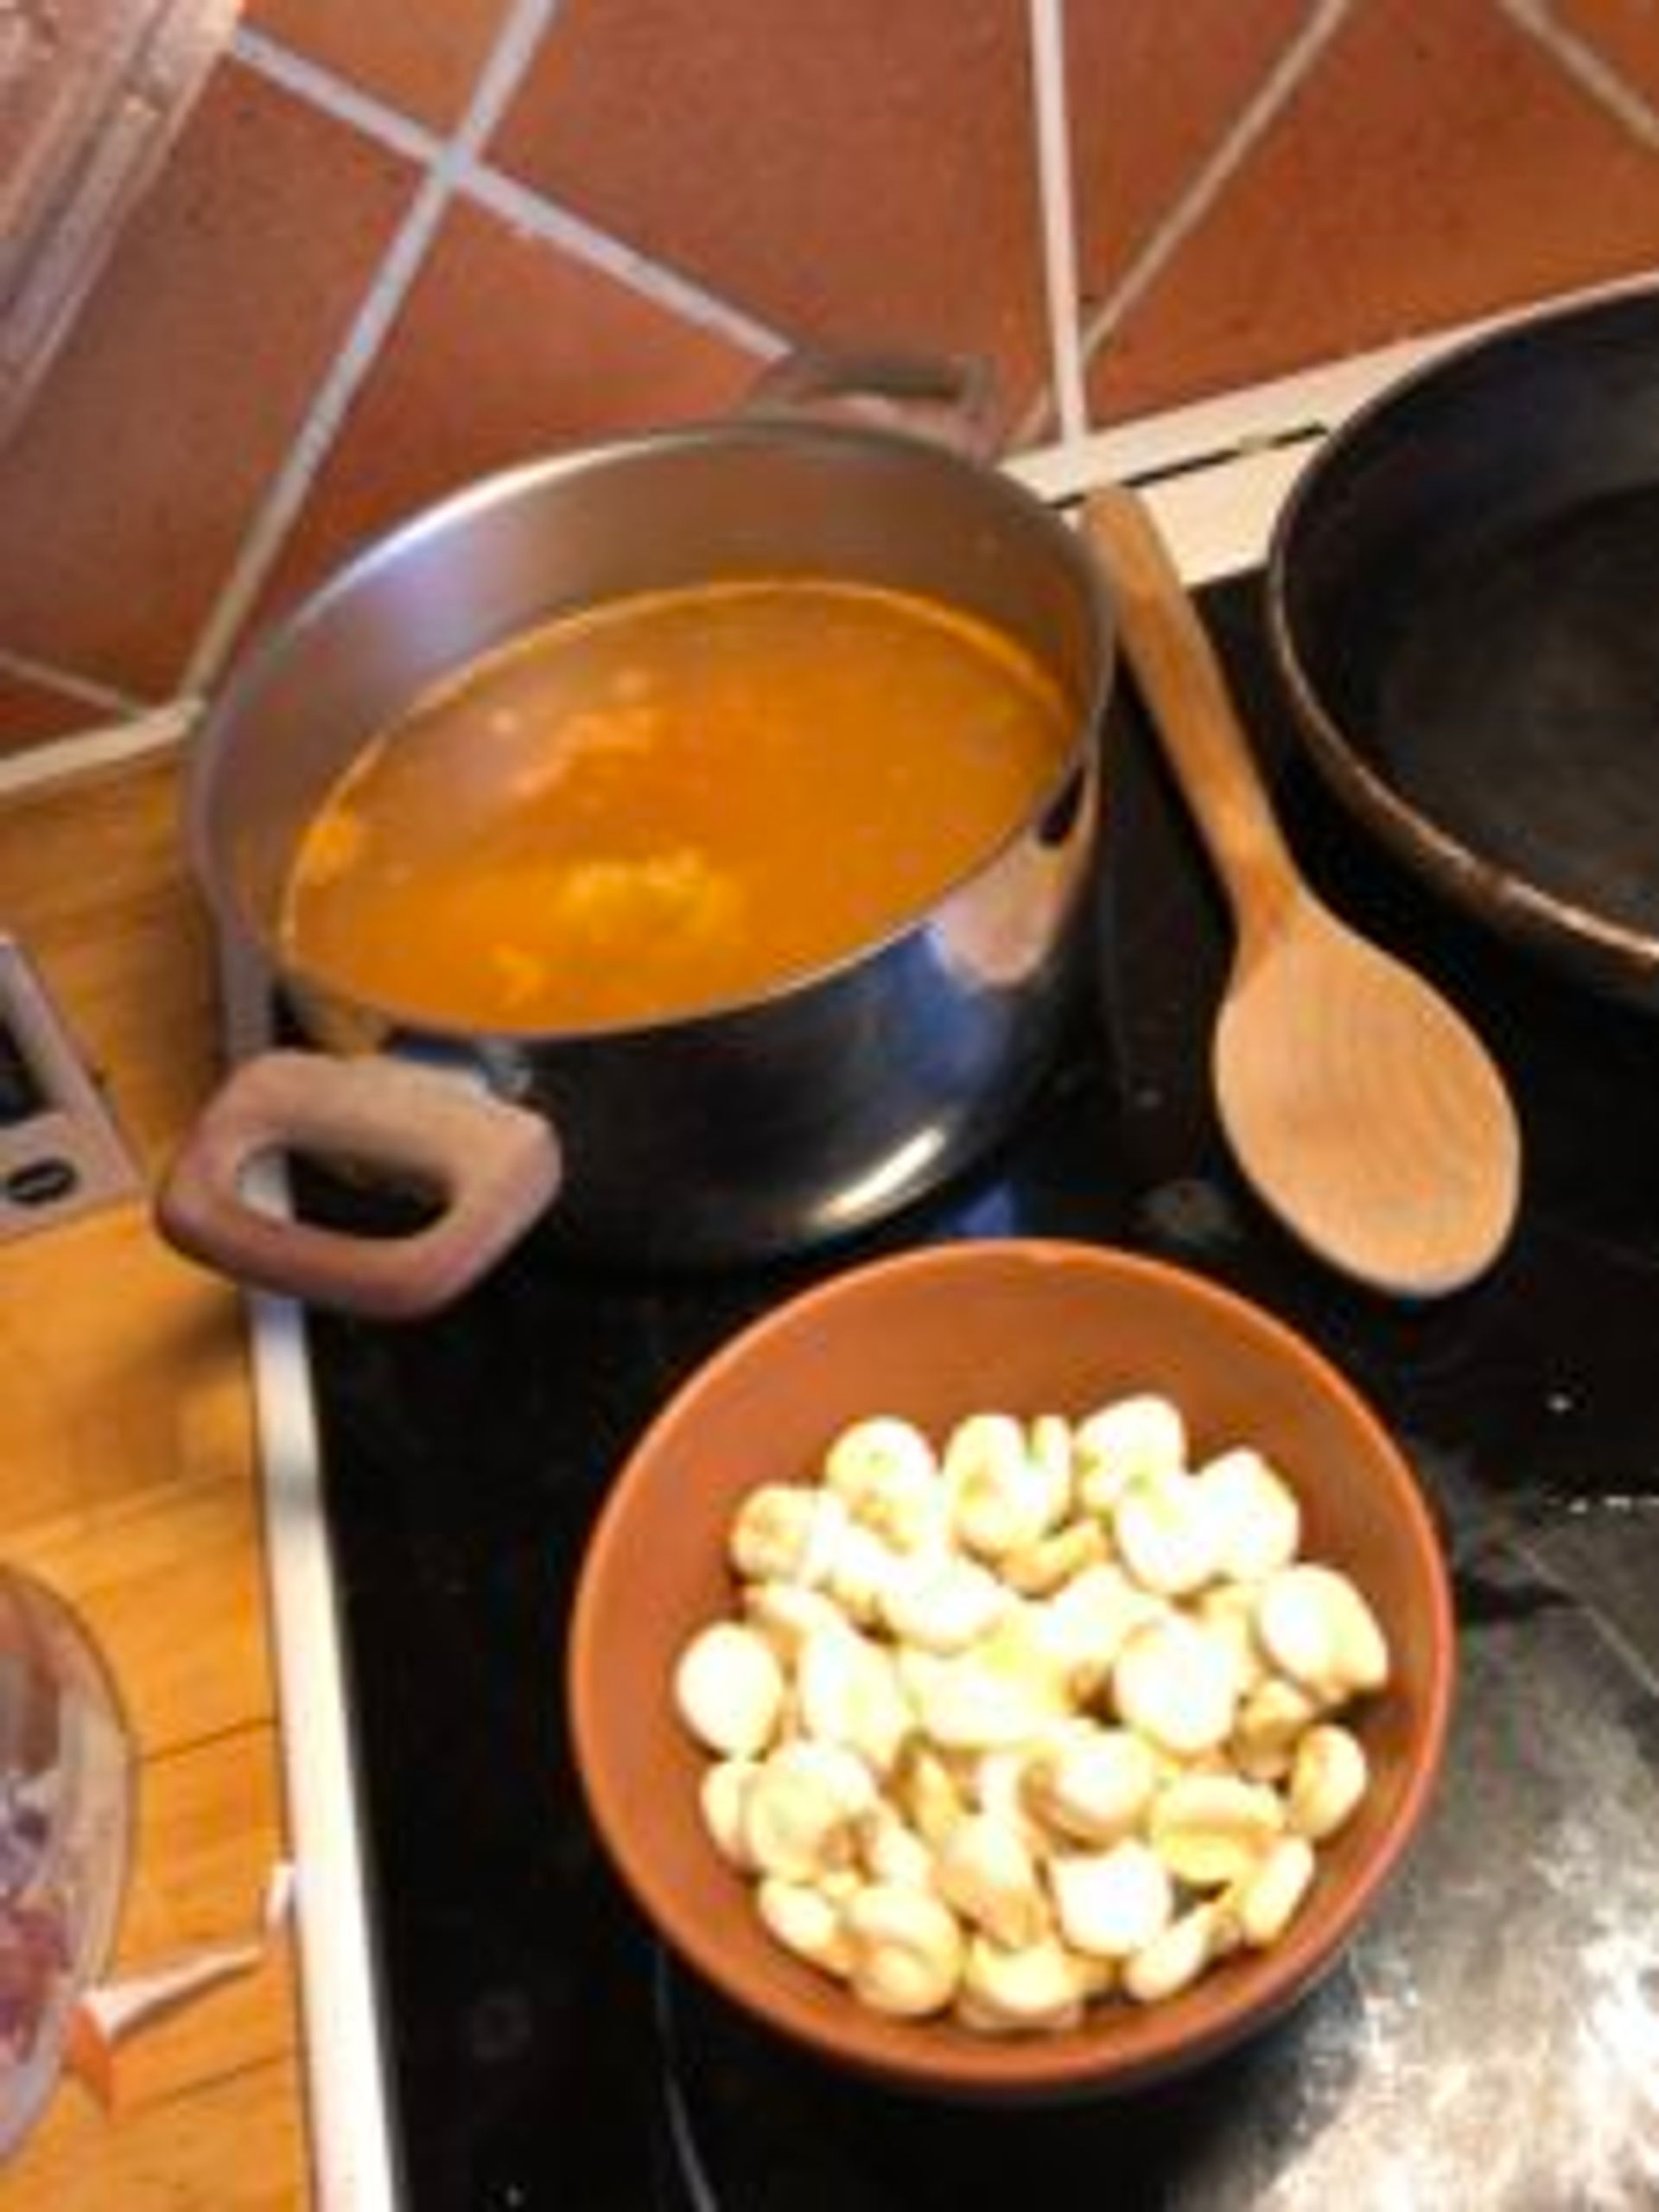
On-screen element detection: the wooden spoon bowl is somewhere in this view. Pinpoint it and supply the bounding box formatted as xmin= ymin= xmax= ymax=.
xmin=1084 ymin=487 xmax=1521 ymax=1298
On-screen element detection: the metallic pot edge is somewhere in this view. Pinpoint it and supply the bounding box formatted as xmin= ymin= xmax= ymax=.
xmin=160 ymin=407 xmax=1116 ymax=1313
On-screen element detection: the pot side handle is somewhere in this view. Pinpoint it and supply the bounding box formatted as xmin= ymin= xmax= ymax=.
xmin=155 ymin=1050 xmax=563 ymax=1321
xmin=742 ymin=349 xmax=1004 ymax=462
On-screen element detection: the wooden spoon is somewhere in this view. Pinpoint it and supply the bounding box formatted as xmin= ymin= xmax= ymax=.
xmin=1084 ymin=484 xmax=1521 ymax=1297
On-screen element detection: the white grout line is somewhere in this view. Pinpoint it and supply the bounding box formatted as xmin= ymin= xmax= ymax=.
xmin=1025 ymin=0 xmax=1089 ymax=448
xmin=0 ymin=697 xmax=197 ymax=797
xmin=230 ymin=25 xmax=444 ymax=166
xmin=462 ymin=162 xmax=785 ymax=359
xmin=0 ymin=646 xmax=151 ymax=719
xmin=1496 ymin=0 xmax=1659 ymax=149
xmin=1077 ymin=0 xmax=1356 ymax=386
xmin=231 ymin=22 xmax=784 ymax=361
xmin=180 ymin=2 xmax=561 ymax=700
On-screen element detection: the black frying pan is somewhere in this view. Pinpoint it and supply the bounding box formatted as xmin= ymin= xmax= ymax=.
xmin=1268 ymin=283 xmax=1659 ymax=1012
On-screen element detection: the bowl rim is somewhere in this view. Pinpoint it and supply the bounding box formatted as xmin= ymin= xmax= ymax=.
xmin=567 ymin=1236 xmax=1457 ymax=2095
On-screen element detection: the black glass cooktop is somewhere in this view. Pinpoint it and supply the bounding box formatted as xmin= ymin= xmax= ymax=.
xmin=296 ymin=575 xmax=1659 ymax=2210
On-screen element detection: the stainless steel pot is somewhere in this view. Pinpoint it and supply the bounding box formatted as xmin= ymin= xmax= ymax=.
xmin=156 ymin=363 xmax=1115 ymax=1317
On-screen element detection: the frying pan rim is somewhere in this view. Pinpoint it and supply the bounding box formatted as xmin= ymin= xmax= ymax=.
xmin=1263 ymin=278 xmax=1659 ymax=985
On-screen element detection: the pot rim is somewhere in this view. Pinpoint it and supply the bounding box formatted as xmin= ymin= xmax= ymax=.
xmin=188 ymin=413 xmax=1116 ymax=1048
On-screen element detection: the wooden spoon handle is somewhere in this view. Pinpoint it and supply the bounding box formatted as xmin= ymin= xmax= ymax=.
xmin=1084 ymin=486 xmax=1298 ymax=937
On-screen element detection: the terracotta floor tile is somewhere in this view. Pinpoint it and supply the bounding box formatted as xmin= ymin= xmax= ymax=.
xmin=1079 ymin=0 xmax=1659 ymax=422
xmin=489 ymin=0 xmax=1050 ymax=436
xmin=0 ymin=669 xmax=97 ymax=757
xmin=1553 ymin=0 xmax=1659 ymax=116
xmin=245 ymin=0 xmax=510 ymax=131
xmin=0 ymin=60 xmax=416 ymax=701
xmin=240 ymin=197 xmax=760 ymax=653
xmin=1067 ymin=0 xmax=1309 ymax=320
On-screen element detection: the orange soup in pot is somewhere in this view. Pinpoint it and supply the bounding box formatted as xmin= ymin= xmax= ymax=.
xmin=279 ymin=577 xmax=1075 ymax=1032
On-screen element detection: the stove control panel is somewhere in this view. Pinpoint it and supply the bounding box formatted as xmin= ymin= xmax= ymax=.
xmin=0 ymin=937 xmax=141 ymax=1241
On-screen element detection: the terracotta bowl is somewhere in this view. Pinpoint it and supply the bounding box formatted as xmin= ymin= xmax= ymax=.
xmin=568 ymin=1239 xmax=1455 ymax=2100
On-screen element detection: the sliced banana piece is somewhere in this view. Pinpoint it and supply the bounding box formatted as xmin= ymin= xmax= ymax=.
xmin=823 ymin=1522 xmax=905 ymax=1628
xmin=798 ymin=1624 xmax=912 ymax=1777
xmin=674 ymin=1621 xmax=787 ymax=1758
xmin=1028 ymin=1414 xmax=1078 ymax=1512
xmin=728 ymin=1482 xmax=849 ymax=1586
xmin=880 ymin=1551 xmax=1011 ymax=1655
xmin=958 ymin=1933 xmax=1089 ymax=2034
xmin=1148 ymin=1773 xmax=1285 ymax=1888
xmin=1256 ymin=1564 xmax=1390 ymax=1700
xmin=857 ymin=1802 xmax=937 ymax=1891
xmin=887 ymin=1738 xmax=967 ymax=1849
xmin=1194 ymin=1580 xmax=1269 ymax=1698
xmin=945 ymin=1413 xmax=1067 ymax=1560
xmin=1001 ymin=1517 xmax=1108 ymax=1599
xmin=823 ymin=1415 xmax=938 ymax=1499
xmin=974 ymin=1745 xmax=1055 ymax=1852
xmin=934 ymin=1813 xmax=1050 ymax=1949
xmin=1049 ymin=1839 xmax=1174 ymax=1961
xmin=1192 ymin=1447 xmax=1301 ymax=1581
xmin=906 ymin=1611 xmax=1071 ymax=1752
xmin=1074 ymin=1393 xmax=1186 ymax=1514
xmin=1287 ymin=1722 xmax=1370 ymax=1841
xmin=1111 ymin=1617 xmax=1239 ymax=1758
xmin=743 ymin=1741 xmax=875 ymax=1881
xmin=756 ymin=1877 xmax=854 ymax=1977
xmin=823 ymin=1415 xmax=945 ymax=1553
xmin=1231 ymin=1674 xmax=1325 ymax=1782
xmin=843 ymin=1885 xmax=964 ymax=2018
xmin=1232 ymin=1834 xmax=1318 ymax=1948
xmin=1113 ymin=1469 xmax=1224 ymax=1598
xmin=742 ymin=1578 xmax=849 ymax=1662
xmin=699 ymin=1757 xmax=761 ymax=1872
xmin=1122 ymin=1901 xmax=1230 ymax=2005
xmin=1023 ymin=1726 xmax=1158 ymax=1847
xmin=1031 ymin=1563 xmax=1163 ymax=1696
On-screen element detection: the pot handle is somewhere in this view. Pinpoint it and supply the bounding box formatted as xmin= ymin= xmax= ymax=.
xmin=742 ymin=349 xmax=1004 ymax=461
xmin=155 ymin=1050 xmax=563 ymax=1320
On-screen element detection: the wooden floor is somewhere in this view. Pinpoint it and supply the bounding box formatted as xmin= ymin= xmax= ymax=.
xmin=0 ymin=756 xmax=307 ymax=2205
